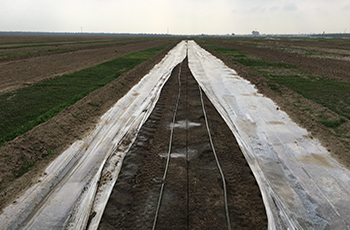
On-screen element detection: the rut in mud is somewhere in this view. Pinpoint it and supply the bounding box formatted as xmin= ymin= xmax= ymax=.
xmin=97 ymin=57 xmax=268 ymax=229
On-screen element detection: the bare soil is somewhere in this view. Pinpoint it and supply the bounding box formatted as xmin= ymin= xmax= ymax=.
xmin=272 ymin=38 xmax=350 ymax=56
xmin=0 ymin=35 xmax=111 ymax=44
xmin=0 ymin=37 xmax=144 ymax=56
xmin=239 ymin=37 xmax=350 ymax=57
xmin=98 ymin=58 xmax=267 ymax=229
xmin=0 ymin=38 xmax=177 ymax=211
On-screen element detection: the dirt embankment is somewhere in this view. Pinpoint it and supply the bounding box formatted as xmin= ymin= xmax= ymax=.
xmin=0 ymin=40 xmax=178 ymax=211
xmin=0 ymin=39 xmax=172 ymax=95
xmin=200 ymin=40 xmax=350 ymax=170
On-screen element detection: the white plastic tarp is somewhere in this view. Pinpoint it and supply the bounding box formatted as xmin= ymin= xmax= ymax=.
xmin=187 ymin=40 xmax=350 ymax=230
xmin=0 ymin=41 xmax=187 ymax=230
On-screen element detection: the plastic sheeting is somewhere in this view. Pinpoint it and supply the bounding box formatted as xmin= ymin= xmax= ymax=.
xmin=187 ymin=40 xmax=350 ymax=229
xmin=0 ymin=41 xmax=187 ymax=230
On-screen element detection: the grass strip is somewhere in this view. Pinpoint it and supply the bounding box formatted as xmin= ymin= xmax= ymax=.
xmin=267 ymin=74 xmax=350 ymax=120
xmin=201 ymin=41 xmax=350 ymax=122
xmin=0 ymin=43 xmax=171 ymax=147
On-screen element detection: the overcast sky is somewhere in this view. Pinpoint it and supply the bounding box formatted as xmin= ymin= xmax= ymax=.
xmin=1 ymin=0 xmax=349 ymax=35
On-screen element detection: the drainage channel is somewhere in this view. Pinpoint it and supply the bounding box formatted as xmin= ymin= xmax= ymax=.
xmin=95 ymin=57 xmax=268 ymax=229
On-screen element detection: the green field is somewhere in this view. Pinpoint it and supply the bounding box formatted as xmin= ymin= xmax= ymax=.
xmin=0 ymin=43 xmax=171 ymax=147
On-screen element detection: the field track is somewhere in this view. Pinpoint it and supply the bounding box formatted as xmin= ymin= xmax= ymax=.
xmin=98 ymin=58 xmax=267 ymax=229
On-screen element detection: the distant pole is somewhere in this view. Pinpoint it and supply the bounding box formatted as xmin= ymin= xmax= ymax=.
xmin=167 ymin=28 xmax=169 ymax=34
xmin=81 ymin=27 xmax=83 ymax=34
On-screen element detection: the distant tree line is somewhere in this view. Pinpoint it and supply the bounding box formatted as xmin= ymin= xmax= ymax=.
xmin=1 ymin=31 xmax=350 ymax=38
xmin=311 ymin=33 xmax=350 ymax=38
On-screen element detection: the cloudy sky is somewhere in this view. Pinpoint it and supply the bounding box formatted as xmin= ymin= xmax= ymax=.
xmin=1 ymin=0 xmax=349 ymax=35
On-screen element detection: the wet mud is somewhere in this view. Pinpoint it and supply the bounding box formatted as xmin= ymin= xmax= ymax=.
xmin=97 ymin=58 xmax=267 ymax=229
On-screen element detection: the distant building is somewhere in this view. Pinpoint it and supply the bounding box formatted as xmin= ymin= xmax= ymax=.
xmin=252 ymin=30 xmax=260 ymax=36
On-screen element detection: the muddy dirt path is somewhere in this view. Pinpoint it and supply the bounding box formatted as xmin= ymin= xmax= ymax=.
xmin=97 ymin=58 xmax=267 ymax=230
